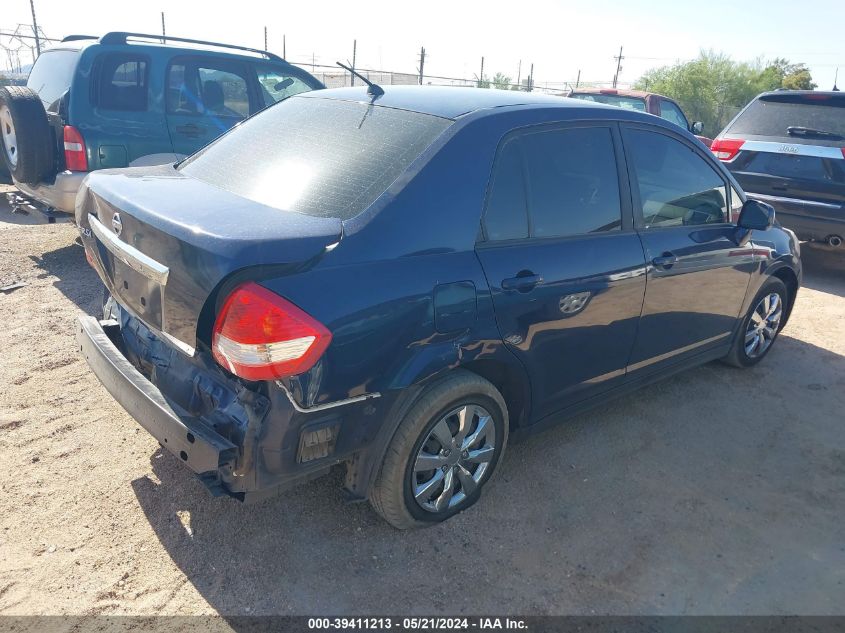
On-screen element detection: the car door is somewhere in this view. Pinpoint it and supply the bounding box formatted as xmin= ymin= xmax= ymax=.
xmin=165 ymin=57 xmax=253 ymax=156
xmin=621 ymin=124 xmax=756 ymax=376
xmin=475 ymin=123 xmax=647 ymax=422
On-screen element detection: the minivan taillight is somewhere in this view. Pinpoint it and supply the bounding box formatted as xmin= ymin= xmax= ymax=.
xmin=211 ymin=282 xmax=332 ymax=381
xmin=711 ymin=138 xmax=745 ymax=161
xmin=63 ymin=125 xmax=88 ymax=171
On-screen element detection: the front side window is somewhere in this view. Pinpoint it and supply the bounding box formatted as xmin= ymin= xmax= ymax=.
xmin=255 ymin=64 xmax=316 ymax=107
xmin=659 ymin=100 xmax=688 ymax=130
xmin=626 ymin=128 xmax=728 ymax=228
xmin=96 ymin=55 xmax=148 ymax=111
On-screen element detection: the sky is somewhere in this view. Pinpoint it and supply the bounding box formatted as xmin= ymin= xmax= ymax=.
xmin=1 ymin=0 xmax=843 ymax=90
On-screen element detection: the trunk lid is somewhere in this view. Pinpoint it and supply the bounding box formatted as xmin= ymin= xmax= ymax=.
xmin=77 ymin=164 xmax=342 ymax=353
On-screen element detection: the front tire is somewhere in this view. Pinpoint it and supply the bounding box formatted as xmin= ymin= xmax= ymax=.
xmin=723 ymin=277 xmax=788 ymax=368
xmin=369 ymin=371 xmax=508 ymax=529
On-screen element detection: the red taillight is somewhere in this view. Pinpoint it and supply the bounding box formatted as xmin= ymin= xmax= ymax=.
xmin=841 ymin=147 xmax=845 ymax=159
xmin=63 ymin=125 xmax=88 ymax=171
xmin=711 ymin=138 xmax=745 ymax=161
xmin=211 ymin=282 xmax=332 ymax=381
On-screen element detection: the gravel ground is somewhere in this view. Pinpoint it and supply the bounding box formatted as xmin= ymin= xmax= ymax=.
xmin=1 ymin=184 xmax=844 ymax=617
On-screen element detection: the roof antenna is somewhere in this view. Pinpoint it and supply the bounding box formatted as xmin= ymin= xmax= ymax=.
xmin=336 ymin=61 xmax=384 ymax=98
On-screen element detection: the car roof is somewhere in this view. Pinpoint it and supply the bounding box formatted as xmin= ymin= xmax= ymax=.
xmin=570 ymin=88 xmax=651 ymax=99
xmin=298 ymin=85 xmax=622 ymax=119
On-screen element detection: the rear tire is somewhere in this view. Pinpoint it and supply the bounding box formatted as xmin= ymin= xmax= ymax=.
xmin=369 ymin=371 xmax=508 ymax=529
xmin=723 ymin=277 xmax=788 ymax=368
xmin=0 ymin=86 xmax=54 ymax=185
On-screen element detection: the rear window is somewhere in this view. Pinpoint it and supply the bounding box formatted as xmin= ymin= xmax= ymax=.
xmin=569 ymin=93 xmax=646 ymax=112
xmin=26 ymin=49 xmax=79 ymax=112
xmin=179 ymin=97 xmax=451 ymax=220
xmin=728 ymin=94 xmax=845 ymax=138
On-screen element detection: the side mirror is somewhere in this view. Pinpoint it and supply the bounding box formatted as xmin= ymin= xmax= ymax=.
xmin=691 ymin=121 xmax=704 ymax=135
xmin=738 ymin=199 xmax=776 ymax=231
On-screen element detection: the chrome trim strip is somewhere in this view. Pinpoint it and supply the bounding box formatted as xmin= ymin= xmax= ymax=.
xmin=748 ymin=193 xmax=842 ymax=210
xmin=275 ymin=382 xmax=381 ymax=413
xmin=88 ymin=213 xmax=170 ymax=285
xmin=628 ymin=332 xmax=731 ymax=372
xmin=741 ymin=140 xmax=845 ymax=160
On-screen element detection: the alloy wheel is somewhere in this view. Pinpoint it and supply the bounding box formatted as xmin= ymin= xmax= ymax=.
xmin=0 ymin=106 xmax=17 ymax=167
xmin=745 ymin=292 xmax=783 ymax=358
xmin=411 ymin=404 xmax=496 ymax=513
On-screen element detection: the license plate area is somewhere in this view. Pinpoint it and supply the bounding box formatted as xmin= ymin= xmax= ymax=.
xmin=110 ymin=256 xmax=164 ymax=331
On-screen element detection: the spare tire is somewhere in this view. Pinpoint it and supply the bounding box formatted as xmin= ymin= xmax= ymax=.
xmin=0 ymin=86 xmax=54 ymax=185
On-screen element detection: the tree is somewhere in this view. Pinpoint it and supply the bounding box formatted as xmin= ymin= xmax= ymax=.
xmin=633 ymin=52 xmax=817 ymax=136
xmin=491 ymin=72 xmax=512 ymax=91
xmin=475 ymin=73 xmax=490 ymax=89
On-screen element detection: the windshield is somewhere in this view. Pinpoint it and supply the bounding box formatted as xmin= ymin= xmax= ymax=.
xmin=180 ymin=97 xmax=452 ymax=220
xmin=727 ymin=94 xmax=845 ymax=138
xmin=569 ymin=93 xmax=647 ymax=111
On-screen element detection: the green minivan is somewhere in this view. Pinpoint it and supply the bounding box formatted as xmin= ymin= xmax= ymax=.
xmin=0 ymin=32 xmax=323 ymax=215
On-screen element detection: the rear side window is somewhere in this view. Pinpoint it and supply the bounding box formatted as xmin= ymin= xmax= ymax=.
xmin=484 ymin=127 xmax=622 ymax=240
xmin=26 ymin=49 xmax=79 ymax=112
xmin=167 ymin=60 xmax=251 ymax=118
xmin=626 ymin=128 xmax=728 ymax=227
xmin=484 ymin=140 xmax=528 ymax=240
xmin=179 ymin=97 xmax=451 ymax=220
xmin=728 ymin=94 xmax=845 ymax=138
xmin=255 ymin=64 xmax=317 ymax=107
xmin=96 ymin=55 xmax=148 ymax=111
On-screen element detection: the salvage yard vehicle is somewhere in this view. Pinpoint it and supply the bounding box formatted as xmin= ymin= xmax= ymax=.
xmin=567 ymin=87 xmax=712 ymax=146
xmin=75 ymin=84 xmax=801 ymax=529
xmin=711 ymin=90 xmax=845 ymax=248
xmin=0 ymin=32 xmax=322 ymax=219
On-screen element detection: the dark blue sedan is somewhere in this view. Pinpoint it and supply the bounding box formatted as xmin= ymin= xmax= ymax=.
xmin=75 ymin=86 xmax=801 ymax=528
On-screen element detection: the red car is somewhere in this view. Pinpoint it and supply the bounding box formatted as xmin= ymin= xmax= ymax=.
xmin=567 ymin=88 xmax=713 ymax=146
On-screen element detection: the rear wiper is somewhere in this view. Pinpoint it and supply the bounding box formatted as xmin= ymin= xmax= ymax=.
xmin=786 ymin=126 xmax=844 ymax=140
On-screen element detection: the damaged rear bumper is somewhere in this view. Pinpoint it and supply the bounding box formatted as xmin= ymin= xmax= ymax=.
xmin=76 ymin=314 xmax=237 ymax=479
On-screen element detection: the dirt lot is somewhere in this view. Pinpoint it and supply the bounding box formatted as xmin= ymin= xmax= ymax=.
xmin=1 ymin=183 xmax=844 ymax=618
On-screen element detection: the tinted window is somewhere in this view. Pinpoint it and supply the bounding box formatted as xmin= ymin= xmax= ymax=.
xmin=522 ymin=127 xmax=622 ymax=237
xmin=97 ymin=55 xmax=147 ymax=111
xmin=627 ymin=129 xmax=727 ymax=228
xmin=659 ymin=100 xmax=688 ymax=129
xmin=569 ymin=93 xmax=646 ymax=112
xmin=256 ymin=64 xmax=317 ymax=107
xmin=180 ymin=97 xmax=451 ymax=219
xmin=484 ymin=139 xmax=528 ymax=240
xmin=728 ymin=94 xmax=845 ymax=138
xmin=26 ymin=49 xmax=79 ymax=112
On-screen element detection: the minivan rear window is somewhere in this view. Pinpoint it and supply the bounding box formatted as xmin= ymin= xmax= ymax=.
xmin=727 ymin=94 xmax=845 ymax=138
xmin=26 ymin=49 xmax=80 ymax=112
xmin=179 ymin=97 xmax=451 ymax=220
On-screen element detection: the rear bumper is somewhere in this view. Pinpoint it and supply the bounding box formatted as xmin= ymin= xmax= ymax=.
xmin=13 ymin=170 xmax=87 ymax=214
xmin=747 ymin=193 xmax=845 ymax=242
xmin=75 ymin=314 xmax=238 ymax=476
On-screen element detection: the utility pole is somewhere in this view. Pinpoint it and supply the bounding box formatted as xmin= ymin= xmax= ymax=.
xmin=351 ymin=39 xmax=357 ymax=86
xmin=29 ymin=0 xmax=41 ymax=56
xmin=417 ymin=46 xmax=426 ymax=85
xmin=283 ymin=34 xmax=286 ymax=59
xmin=612 ymin=46 xmax=624 ymax=88
xmin=264 ymin=26 xmax=268 ymax=51
xmin=575 ymin=69 xmax=581 ymax=89
xmin=161 ymin=12 xmax=166 ymax=42
xmin=312 ymin=52 xmax=315 ymax=72
xmin=516 ymin=60 xmax=521 ymax=90
xmin=528 ymin=63 xmax=534 ymax=92
xmin=479 ymin=56 xmax=485 ymax=87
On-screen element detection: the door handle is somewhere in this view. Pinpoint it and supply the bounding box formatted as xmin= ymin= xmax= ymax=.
xmin=651 ymin=253 xmax=679 ymax=270
xmin=501 ymin=273 xmax=543 ymax=292
xmin=174 ymin=124 xmax=205 ymax=138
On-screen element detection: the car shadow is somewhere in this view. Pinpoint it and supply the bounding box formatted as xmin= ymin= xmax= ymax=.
xmin=800 ymin=244 xmax=845 ymax=297
xmin=28 ymin=243 xmax=102 ymax=315
xmin=130 ymin=331 xmax=845 ymax=617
